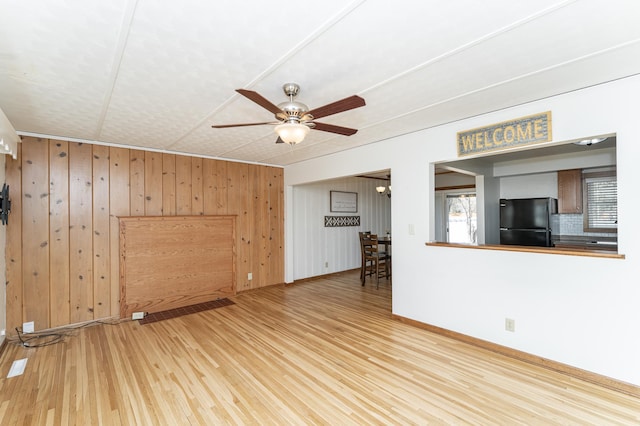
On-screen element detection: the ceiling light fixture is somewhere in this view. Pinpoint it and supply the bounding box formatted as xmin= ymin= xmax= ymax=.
xmin=376 ymin=184 xmax=391 ymax=198
xmin=274 ymin=122 xmax=310 ymax=145
xmin=574 ymin=137 xmax=607 ymax=146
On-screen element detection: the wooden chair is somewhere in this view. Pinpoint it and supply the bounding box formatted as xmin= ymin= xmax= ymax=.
xmin=361 ymin=234 xmax=390 ymax=288
xmin=358 ymin=231 xmax=371 ymax=281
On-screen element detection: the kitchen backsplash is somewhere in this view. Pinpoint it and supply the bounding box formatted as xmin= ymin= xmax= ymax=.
xmin=550 ymin=214 xmax=617 ymax=238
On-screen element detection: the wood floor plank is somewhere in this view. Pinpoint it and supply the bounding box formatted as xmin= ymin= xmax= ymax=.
xmin=0 ymin=270 xmax=638 ymax=425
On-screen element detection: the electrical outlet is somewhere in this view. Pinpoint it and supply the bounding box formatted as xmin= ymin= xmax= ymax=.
xmin=505 ymin=318 xmax=515 ymax=332
xmin=132 ymin=312 xmax=145 ymax=320
xmin=248 ymin=272 xmax=253 ymax=280
xmin=23 ymin=321 xmax=35 ymax=334
xmin=324 ymin=261 xmax=328 ymax=268
xmin=0 ymin=329 xmax=5 ymax=336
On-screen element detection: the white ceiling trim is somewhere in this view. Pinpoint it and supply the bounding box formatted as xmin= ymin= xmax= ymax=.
xmin=361 ymin=0 xmax=578 ymax=94
xmin=94 ymin=0 xmax=140 ymax=141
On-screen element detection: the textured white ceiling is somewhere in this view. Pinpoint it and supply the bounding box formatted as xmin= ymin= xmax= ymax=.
xmin=1 ymin=0 xmax=639 ymax=166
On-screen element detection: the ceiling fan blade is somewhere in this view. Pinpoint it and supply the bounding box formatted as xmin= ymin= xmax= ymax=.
xmin=312 ymin=122 xmax=358 ymax=136
xmin=212 ymin=121 xmax=276 ymax=128
xmin=236 ymin=89 xmax=283 ymax=115
xmin=306 ymin=95 xmax=365 ymax=119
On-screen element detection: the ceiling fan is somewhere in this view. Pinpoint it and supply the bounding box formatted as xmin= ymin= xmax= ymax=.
xmin=212 ymin=83 xmax=365 ymax=145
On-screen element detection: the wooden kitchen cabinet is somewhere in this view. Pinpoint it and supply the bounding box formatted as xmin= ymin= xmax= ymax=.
xmin=557 ymin=169 xmax=583 ymax=213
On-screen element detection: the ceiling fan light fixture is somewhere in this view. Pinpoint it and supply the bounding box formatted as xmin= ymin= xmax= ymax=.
xmin=275 ymin=122 xmax=310 ymax=145
xmin=376 ymin=186 xmax=386 ymax=193
xmin=212 ymin=84 xmax=364 ymax=144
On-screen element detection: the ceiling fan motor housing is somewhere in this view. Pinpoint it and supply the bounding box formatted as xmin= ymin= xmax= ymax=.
xmin=277 ymin=101 xmax=310 ymax=122
xmin=277 ymin=83 xmax=311 ymax=123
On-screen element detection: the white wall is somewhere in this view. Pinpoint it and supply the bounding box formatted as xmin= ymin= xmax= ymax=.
xmin=435 ymin=172 xmax=475 ymax=188
xmin=285 ymin=75 xmax=640 ymax=387
xmin=500 ymin=173 xmax=558 ymax=199
xmin=292 ymin=177 xmax=391 ymax=279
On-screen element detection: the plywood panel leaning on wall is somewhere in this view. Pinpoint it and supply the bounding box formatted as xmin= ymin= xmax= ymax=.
xmin=119 ymin=216 xmax=236 ymax=317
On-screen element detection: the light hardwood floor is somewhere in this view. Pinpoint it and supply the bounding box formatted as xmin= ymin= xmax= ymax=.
xmin=1 ymin=270 xmax=638 ymax=425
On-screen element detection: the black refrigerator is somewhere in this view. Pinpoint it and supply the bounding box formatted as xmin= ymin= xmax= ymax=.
xmin=500 ymin=197 xmax=557 ymax=247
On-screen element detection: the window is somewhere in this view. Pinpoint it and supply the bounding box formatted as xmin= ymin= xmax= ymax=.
xmin=583 ymin=169 xmax=617 ymax=232
xmin=446 ymin=193 xmax=477 ymax=244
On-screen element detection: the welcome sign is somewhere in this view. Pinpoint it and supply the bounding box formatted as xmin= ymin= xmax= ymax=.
xmin=457 ymin=111 xmax=552 ymax=156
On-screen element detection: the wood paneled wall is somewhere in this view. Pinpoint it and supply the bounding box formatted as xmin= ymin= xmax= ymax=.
xmin=5 ymin=137 xmax=284 ymax=334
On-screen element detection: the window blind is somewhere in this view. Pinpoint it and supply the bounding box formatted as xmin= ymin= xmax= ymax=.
xmin=585 ymin=176 xmax=617 ymax=229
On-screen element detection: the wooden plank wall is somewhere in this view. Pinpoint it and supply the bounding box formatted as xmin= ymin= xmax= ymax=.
xmin=4 ymin=137 xmax=284 ymax=334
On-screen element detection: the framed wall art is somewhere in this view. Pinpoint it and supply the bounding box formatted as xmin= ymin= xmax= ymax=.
xmin=330 ymin=191 xmax=358 ymax=213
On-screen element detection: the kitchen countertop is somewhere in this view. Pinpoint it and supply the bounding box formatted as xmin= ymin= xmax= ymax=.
xmin=552 ymin=234 xmax=617 ymax=251
xmin=426 ymin=241 xmax=624 ymax=259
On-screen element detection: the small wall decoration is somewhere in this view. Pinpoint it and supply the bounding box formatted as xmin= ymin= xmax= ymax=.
xmin=325 ymin=216 xmax=360 ymax=227
xmin=330 ymin=190 xmax=358 ymax=213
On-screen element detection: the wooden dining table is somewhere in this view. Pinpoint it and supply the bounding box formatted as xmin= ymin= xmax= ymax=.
xmin=379 ymin=236 xmax=391 ymax=251
xmin=378 ymin=236 xmax=391 ymax=279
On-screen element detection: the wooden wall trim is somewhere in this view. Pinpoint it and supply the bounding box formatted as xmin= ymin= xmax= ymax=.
xmin=392 ymin=314 xmax=640 ymax=398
